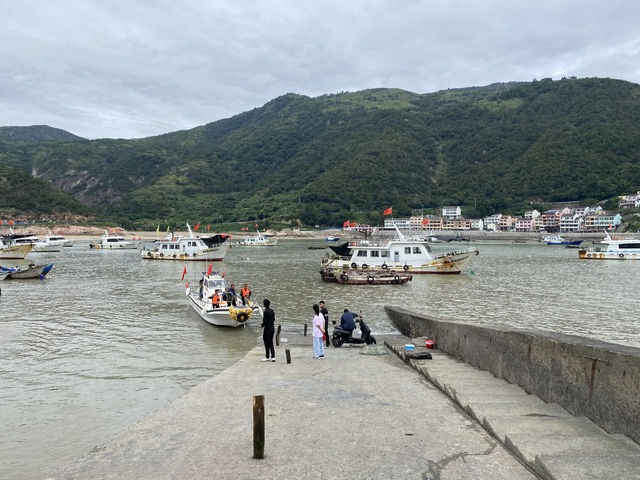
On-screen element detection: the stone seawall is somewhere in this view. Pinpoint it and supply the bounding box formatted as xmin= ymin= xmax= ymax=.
xmin=385 ymin=306 xmax=640 ymax=444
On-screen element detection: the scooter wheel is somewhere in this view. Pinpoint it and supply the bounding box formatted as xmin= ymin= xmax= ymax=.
xmin=367 ymin=336 xmax=377 ymax=345
xmin=332 ymin=336 xmax=344 ymax=348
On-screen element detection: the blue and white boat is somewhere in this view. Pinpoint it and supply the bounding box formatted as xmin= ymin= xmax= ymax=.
xmin=325 ymin=236 xmax=340 ymax=242
xmin=543 ymin=234 xmax=582 ymax=246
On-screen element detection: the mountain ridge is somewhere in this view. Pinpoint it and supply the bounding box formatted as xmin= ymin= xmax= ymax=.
xmin=1 ymin=77 xmax=639 ymax=227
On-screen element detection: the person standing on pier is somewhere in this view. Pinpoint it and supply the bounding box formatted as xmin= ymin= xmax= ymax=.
xmin=260 ymin=299 xmax=276 ymax=362
xmin=312 ymin=304 xmax=325 ymax=359
xmin=319 ymin=300 xmax=330 ymax=347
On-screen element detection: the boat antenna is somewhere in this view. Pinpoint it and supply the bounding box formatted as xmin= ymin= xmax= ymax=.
xmin=186 ymin=223 xmax=194 ymax=238
xmin=392 ymin=222 xmax=405 ymax=241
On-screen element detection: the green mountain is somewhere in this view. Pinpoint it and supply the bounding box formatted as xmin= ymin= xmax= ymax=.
xmin=1 ymin=78 xmax=639 ymax=227
xmin=0 ymin=163 xmax=93 ymax=220
xmin=0 ymin=125 xmax=85 ymax=145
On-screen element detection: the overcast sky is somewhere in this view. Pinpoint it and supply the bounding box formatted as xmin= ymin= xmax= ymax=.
xmin=1 ymin=0 xmax=639 ymax=139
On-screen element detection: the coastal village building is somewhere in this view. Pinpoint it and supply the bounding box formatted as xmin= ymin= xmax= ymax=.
xmin=515 ymin=218 xmax=535 ymax=232
xmin=483 ymin=213 xmax=502 ymax=231
xmin=524 ymin=210 xmax=540 ymax=220
xmin=498 ymin=215 xmax=517 ymax=231
xmin=441 ymin=206 xmax=462 ymax=220
xmin=542 ymin=210 xmax=561 ymax=232
xmin=559 ymin=214 xmax=583 ymax=232
xmin=619 ymin=191 xmax=640 ymax=208
xmin=583 ymin=212 xmax=622 ymax=231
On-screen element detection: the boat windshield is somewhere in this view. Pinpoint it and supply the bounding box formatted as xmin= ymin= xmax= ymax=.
xmin=207 ymin=279 xmax=226 ymax=289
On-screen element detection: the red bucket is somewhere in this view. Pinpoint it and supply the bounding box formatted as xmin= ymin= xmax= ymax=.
xmin=425 ymin=339 xmax=435 ymax=349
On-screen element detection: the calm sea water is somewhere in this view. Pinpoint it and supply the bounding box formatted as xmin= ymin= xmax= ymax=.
xmin=1 ymin=240 xmax=638 ymax=479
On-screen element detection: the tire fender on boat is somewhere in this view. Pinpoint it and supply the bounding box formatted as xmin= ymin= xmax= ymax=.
xmin=394 ymin=275 xmax=399 ymax=283
xmin=381 ymin=263 xmax=388 ymax=270
xmin=236 ymin=311 xmax=249 ymax=323
xmin=619 ymin=254 xmax=625 ymax=259
xmin=361 ymin=263 xmax=368 ymax=270
xmin=402 ymin=265 xmax=409 ymax=271
xmin=160 ymin=253 xmax=164 ymax=257
xmin=351 ymin=262 xmax=357 ymax=269
xmin=367 ymin=276 xmax=374 ymax=284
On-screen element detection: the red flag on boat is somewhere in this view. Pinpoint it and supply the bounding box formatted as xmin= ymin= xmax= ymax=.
xmin=207 ymin=223 xmax=210 ymax=231
xmin=343 ymin=220 xmax=350 ymax=227
xmin=194 ymin=223 xmax=200 ymax=230
xmin=383 ymin=207 xmax=392 ymax=215
xmin=181 ymin=266 xmax=187 ymax=280
xmin=206 ymin=263 xmax=212 ymax=275
xmin=422 ymin=218 xmax=429 ymax=225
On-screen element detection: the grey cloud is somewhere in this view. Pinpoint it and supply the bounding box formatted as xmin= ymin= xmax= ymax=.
xmin=1 ymin=0 xmax=639 ymax=138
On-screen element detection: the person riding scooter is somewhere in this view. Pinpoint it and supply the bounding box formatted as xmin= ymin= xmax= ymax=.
xmin=339 ymin=309 xmax=359 ymax=338
xmin=332 ymin=309 xmax=376 ymax=348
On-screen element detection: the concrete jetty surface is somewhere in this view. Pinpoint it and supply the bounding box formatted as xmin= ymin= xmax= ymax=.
xmin=47 ymin=335 xmax=536 ymax=480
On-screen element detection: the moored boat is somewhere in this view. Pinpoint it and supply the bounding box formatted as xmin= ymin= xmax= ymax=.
xmin=236 ymin=229 xmax=278 ymax=246
xmin=320 ymin=225 xmax=478 ymax=277
xmin=89 ymin=230 xmax=139 ymax=249
xmin=185 ymin=270 xmax=262 ymax=327
xmin=578 ymin=232 xmax=640 ymax=260
xmin=543 ymin=234 xmax=582 ymax=246
xmin=142 ymin=224 xmax=231 ymax=261
xmin=0 ymin=263 xmax=53 ymax=279
xmin=331 ymin=268 xmax=412 ymax=285
xmin=0 ymin=235 xmax=34 ymax=259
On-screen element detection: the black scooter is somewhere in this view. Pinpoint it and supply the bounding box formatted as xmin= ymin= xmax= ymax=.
xmin=331 ymin=316 xmax=376 ymax=348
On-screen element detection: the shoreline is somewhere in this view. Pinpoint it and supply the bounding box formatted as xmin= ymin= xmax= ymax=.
xmin=2 ymin=225 xmax=623 ymax=241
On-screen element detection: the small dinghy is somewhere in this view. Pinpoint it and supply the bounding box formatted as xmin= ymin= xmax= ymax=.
xmin=1 ymin=263 xmax=53 ymax=279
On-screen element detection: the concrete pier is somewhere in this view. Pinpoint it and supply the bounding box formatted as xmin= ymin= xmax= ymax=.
xmin=386 ymin=337 xmax=640 ymax=480
xmin=48 ymin=335 xmax=536 ymax=480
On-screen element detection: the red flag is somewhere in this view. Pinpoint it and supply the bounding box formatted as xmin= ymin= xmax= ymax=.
xmin=194 ymin=223 xmax=200 ymax=230
xmin=255 ymin=224 xmax=258 ymax=227
xmin=383 ymin=207 xmax=392 ymax=215
xmin=349 ymin=222 xmax=356 ymax=227
xmin=422 ymin=218 xmax=429 ymax=225
xmin=206 ymin=263 xmax=212 ymax=275
xmin=207 ymin=223 xmax=210 ymax=231
xmin=181 ymin=266 xmax=187 ymax=280
xmin=222 ymin=269 xmax=226 ymax=277
xmin=343 ymin=220 xmax=350 ymax=227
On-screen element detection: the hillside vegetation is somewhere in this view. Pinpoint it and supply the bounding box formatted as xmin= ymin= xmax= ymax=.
xmin=1 ymin=78 xmax=639 ymax=227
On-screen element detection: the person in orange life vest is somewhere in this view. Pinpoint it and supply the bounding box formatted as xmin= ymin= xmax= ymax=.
xmin=240 ymin=284 xmax=251 ymax=305
xmin=211 ymin=290 xmax=221 ymax=308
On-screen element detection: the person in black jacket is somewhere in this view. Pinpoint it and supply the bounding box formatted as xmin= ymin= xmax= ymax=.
xmin=319 ymin=300 xmax=330 ymax=347
xmin=260 ymin=298 xmax=276 ymax=362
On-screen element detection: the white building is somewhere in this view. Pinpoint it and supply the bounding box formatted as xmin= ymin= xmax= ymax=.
xmin=442 ymin=206 xmax=462 ymax=220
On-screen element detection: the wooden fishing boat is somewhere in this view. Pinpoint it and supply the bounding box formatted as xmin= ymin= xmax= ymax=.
xmin=330 ymin=268 xmax=412 ymax=285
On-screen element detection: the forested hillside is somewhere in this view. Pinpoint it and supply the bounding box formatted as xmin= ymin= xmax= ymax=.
xmin=1 ymin=77 xmax=639 ymax=227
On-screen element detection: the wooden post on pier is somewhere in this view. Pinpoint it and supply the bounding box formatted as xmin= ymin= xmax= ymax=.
xmin=253 ymin=395 xmax=265 ymax=459
xmin=275 ymin=324 xmax=281 ymax=346
xmin=303 ymin=324 xmax=308 ymax=336
xmin=285 ymin=348 xmax=291 ymax=364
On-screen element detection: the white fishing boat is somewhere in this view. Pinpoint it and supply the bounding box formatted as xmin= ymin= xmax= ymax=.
xmin=0 ymin=235 xmax=34 ymax=259
xmin=89 ymin=230 xmax=139 ymax=249
xmin=236 ymin=229 xmax=278 ymax=246
xmin=142 ymin=224 xmax=231 ymax=261
xmin=46 ymin=230 xmax=75 ymax=248
xmin=320 ymin=225 xmax=478 ymax=279
xmin=185 ymin=270 xmax=262 ymax=327
xmin=7 ymin=231 xmax=61 ymax=253
xmin=578 ymin=231 xmax=640 ymax=260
